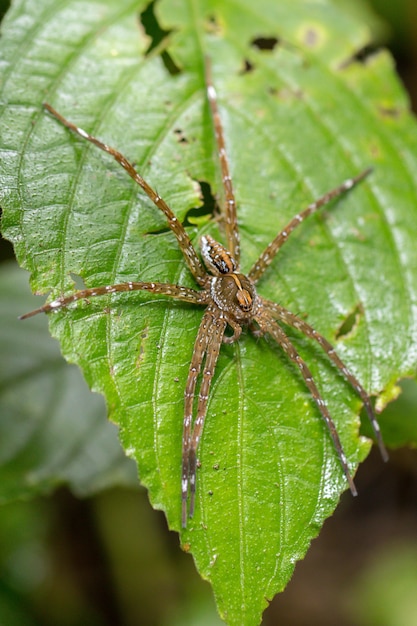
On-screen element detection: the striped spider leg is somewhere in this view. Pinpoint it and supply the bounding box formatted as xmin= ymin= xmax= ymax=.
xmin=21 ymin=64 xmax=387 ymax=529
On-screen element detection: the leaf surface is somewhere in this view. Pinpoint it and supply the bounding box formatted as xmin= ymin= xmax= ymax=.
xmin=2 ymin=0 xmax=417 ymax=623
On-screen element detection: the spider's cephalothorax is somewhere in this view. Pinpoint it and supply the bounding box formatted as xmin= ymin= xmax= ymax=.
xmin=202 ymin=234 xmax=259 ymax=335
xmin=22 ymin=60 xmax=388 ymax=528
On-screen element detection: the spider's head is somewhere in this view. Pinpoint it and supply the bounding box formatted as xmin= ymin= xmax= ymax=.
xmin=200 ymin=234 xmax=236 ymax=276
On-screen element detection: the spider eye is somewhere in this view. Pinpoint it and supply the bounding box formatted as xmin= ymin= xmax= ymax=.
xmin=236 ymin=289 xmax=252 ymax=312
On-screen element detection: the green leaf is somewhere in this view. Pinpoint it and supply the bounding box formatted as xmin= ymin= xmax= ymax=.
xmin=2 ymin=0 xmax=417 ymax=624
xmin=0 ymin=262 xmax=139 ymax=500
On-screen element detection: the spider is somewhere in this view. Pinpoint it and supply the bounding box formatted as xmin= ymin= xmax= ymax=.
xmin=22 ymin=61 xmax=388 ymax=528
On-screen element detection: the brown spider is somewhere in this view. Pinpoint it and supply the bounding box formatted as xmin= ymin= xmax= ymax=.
xmin=22 ymin=62 xmax=388 ymax=528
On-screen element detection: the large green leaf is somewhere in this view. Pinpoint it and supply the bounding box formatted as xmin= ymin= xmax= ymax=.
xmin=2 ymin=0 xmax=417 ymax=624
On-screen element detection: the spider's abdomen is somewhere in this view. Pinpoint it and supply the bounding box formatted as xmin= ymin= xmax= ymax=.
xmin=211 ymin=273 xmax=258 ymax=321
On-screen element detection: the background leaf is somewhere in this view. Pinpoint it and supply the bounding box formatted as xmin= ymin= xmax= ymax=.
xmin=1 ymin=0 xmax=417 ymax=624
xmin=0 ymin=262 xmax=139 ymax=500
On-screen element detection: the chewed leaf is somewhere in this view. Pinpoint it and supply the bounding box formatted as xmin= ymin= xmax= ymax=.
xmin=1 ymin=1 xmax=417 ymax=624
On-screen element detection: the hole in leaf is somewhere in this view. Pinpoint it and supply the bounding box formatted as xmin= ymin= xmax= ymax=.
xmin=0 ymin=213 xmax=14 ymax=261
xmin=335 ymin=303 xmax=363 ymax=340
xmin=0 ymin=1 xmax=11 ymax=21
xmin=139 ymin=0 xmax=181 ymax=75
xmin=251 ymin=36 xmax=279 ymax=51
xmin=145 ymin=225 xmax=172 ymax=236
xmin=351 ymin=44 xmax=380 ymax=64
xmin=338 ymin=44 xmax=380 ymax=69
xmin=140 ymin=1 xmax=170 ymax=53
xmin=184 ymin=180 xmax=218 ymax=227
xmin=174 ymin=127 xmax=189 ymax=144
xmin=240 ymin=58 xmax=254 ymax=74
xmin=161 ymin=51 xmax=181 ymax=76
xmin=70 ymin=272 xmax=87 ymax=290
xmin=145 ymin=181 xmax=217 ymax=235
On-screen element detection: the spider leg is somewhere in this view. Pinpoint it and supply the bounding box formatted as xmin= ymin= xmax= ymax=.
xmin=189 ymin=309 xmax=226 ymax=520
xmin=182 ymin=306 xmax=226 ymax=526
xmin=182 ymin=309 xmax=211 ymax=526
xmin=19 ymin=281 xmax=207 ymax=319
xmin=249 ymin=168 xmax=372 ymax=283
xmin=262 ymin=300 xmax=388 ymax=461
xmin=43 ymin=103 xmax=208 ymax=287
xmin=205 ymin=58 xmax=240 ymax=266
xmin=257 ymin=314 xmax=358 ymax=496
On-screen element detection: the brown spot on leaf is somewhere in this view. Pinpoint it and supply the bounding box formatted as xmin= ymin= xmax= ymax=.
xmin=136 ymin=325 xmax=149 ymax=368
xmin=205 ymin=13 xmax=221 ymax=34
xmin=304 ymin=27 xmax=319 ymax=47
xmin=378 ymin=105 xmax=401 ymax=119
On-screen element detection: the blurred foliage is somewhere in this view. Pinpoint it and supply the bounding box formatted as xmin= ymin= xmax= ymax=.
xmin=351 ymin=541 xmax=417 ymax=626
xmin=0 ymin=263 xmax=139 ymax=501
xmin=368 ymin=0 xmax=417 ymax=57
xmin=377 ymin=379 xmax=417 ymax=447
xmin=0 ymin=489 xmax=223 ymax=626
